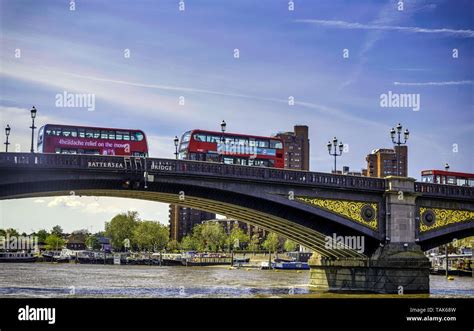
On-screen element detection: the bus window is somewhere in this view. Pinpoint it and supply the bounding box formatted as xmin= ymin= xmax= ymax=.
xmin=257 ymin=140 xmax=269 ymax=148
xmin=181 ymin=131 xmax=191 ymax=143
xmin=52 ymin=128 xmax=62 ymax=136
xmin=62 ymin=128 xmax=72 ymax=137
xmin=85 ymin=129 xmax=94 ymax=138
xmin=78 ymin=128 xmax=85 ymax=138
xmin=115 ymin=131 xmax=123 ymax=140
xmin=134 ymin=132 xmax=144 ymax=141
xmin=206 ymin=153 xmax=219 ymax=162
xmin=194 ymin=134 xmax=206 ymax=142
xmin=422 ymin=175 xmax=434 ymax=183
xmin=206 ymin=135 xmax=219 ymax=143
xmin=123 ymin=132 xmax=130 ymax=141
xmin=179 ymin=142 xmax=189 ymax=152
xmin=100 ymin=130 xmax=108 ymax=139
xmin=447 ymin=176 xmax=456 ymax=185
xmin=223 ymin=157 xmax=234 ymax=165
xmin=457 ymin=178 xmax=468 ymax=186
xmin=93 ymin=130 xmax=100 ymax=139
xmin=237 ymin=138 xmax=247 ymax=146
xmin=70 ymin=129 xmax=78 ymax=137
xmin=469 ymin=179 xmax=474 ymax=187
xmin=270 ymin=140 xmax=283 ymax=149
xmin=108 ymin=130 xmax=115 ymax=140
xmin=249 ymin=139 xmax=256 ymax=147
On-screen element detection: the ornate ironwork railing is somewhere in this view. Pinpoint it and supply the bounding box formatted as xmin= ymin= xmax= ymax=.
xmin=0 ymin=152 xmax=386 ymax=191
xmin=2 ymin=152 xmax=474 ymax=197
xmin=414 ymin=182 xmax=474 ymax=199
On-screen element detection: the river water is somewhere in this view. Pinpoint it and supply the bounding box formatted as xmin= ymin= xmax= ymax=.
xmin=0 ymin=264 xmax=472 ymax=298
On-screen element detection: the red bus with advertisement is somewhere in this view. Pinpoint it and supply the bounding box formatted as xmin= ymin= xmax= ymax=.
xmin=37 ymin=124 xmax=148 ymax=156
xmin=421 ymin=170 xmax=474 ymax=186
xmin=178 ymin=129 xmax=284 ymax=168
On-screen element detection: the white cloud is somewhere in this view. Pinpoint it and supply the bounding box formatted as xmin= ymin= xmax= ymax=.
xmin=393 ymin=80 xmax=474 ymax=86
xmin=295 ymin=19 xmax=474 ymax=38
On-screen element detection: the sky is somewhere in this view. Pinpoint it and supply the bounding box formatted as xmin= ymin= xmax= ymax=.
xmin=0 ymin=0 xmax=473 ymax=233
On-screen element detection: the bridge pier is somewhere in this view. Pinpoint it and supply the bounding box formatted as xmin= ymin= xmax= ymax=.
xmin=309 ymin=244 xmax=430 ymax=293
xmin=309 ymin=177 xmax=430 ymax=294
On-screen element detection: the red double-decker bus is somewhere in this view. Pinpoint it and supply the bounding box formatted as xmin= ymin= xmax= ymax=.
xmin=37 ymin=124 xmax=148 ymax=156
xmin=178 ymin=129 xmax=284 ymax=168
xmin=421 ymin=170 xmax=474 ymax=186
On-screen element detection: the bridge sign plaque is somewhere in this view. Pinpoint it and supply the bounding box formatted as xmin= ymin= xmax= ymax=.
xmin=87 ymin=161 xmax=124 ymax=169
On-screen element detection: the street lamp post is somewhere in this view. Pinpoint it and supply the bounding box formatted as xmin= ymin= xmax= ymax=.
xmin=327 ymin=137 xmax=344 ymax=173
xmin=444 ymin=163 xmax=450 ymax=171
xmin=220 ymin=120 xmax=226 ymax=163
xmin=30 ymin=106 xmax=37 ymax=153
xmin=390 ymin=123 xmax=409 ymax=176
xmin=4 ymin=125 xmax=11 ymax=152
xmin=174 ymin=136 xmax=179 ymax=159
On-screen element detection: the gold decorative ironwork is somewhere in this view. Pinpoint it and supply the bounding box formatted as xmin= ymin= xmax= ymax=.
xmin=295 ymin=197 xmax=378 ymax=230
xmin=419 ymin=207 xmax=474 ymax=233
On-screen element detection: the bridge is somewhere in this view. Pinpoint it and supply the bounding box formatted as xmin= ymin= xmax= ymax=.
xmin=1 ymin=152 xmax=473 ymax=293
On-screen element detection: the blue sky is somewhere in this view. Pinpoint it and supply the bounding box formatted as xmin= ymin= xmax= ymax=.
xmin=0 ymin=0 xmax=473 ymax=233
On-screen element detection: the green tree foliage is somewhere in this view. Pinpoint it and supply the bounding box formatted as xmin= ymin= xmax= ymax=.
xmin=192 ymin=222 xmax=227 ymax=252
xmin=227 ymin=226 xmax=250 ymax=251
xmin=247 ymin=234 xmax=260 ymax=253
xmin=132 ymin=221 xmax=169 ymax=251
xmin=263 ymin=233 xmax=280 ymax=253
xmin=4 ymin=228 xmax=19 ymax=237
xmin=45 ymin=234 xmax=65 ymax=250
xmin=85 ymin=235 xmax=101 ymax=250
xmin=36 ymin=229 xmax=49 ymax=243
xmin=51 ymin=225 xmax=64 ymax=237
xmin=105 ymin=211 xmax=139 ymax=250
xmin=166 ymin=239 xmax=181 ymax=252
xmin=283 ymin=239 xmax=297 ymax=252
xmin=181 ymin=235 xmax=198 ymax=251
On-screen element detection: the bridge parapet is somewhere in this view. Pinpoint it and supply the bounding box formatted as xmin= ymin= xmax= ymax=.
xmin=0 ymin=152 xmax=386 ymax=191
xmin=415 ymin=182 xmax=473 ymax=199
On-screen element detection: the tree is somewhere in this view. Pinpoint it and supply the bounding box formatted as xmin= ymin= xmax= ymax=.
xmin=263 ymin=233 xmax=280 ymax=253
xmin=193 ymin=222 xmax=227 ymax=252
xmin=5 ymin=228 xmax=19 ymax=237
xmin=69 ymin=230 xmax=88 ymax=243
xmin=181 ymin=235 xmax=198 ymax=251
xmin=85 ymin=235 xmax=101 ymax=250
xmin=166 ymin=239 xmax=180 ymax=252
xmin=36 ymin=229 xmax=49 ymax=243
xmin=227 ymin=226 xmax=250 ymax=251
xmin=45 ymin=234 xmax=65 ymax=251
xmin=132 ymin=221 xmax=169 ymax=251
xmin=51 ymin=225 xmax=63 ymax=237
xmin=105 ymin=211 xmax=139 ymax=250
xmin=247 ymin=234 xmax=260 ymax=254
xmin=284 ymin=239 xmax=297 ymax=252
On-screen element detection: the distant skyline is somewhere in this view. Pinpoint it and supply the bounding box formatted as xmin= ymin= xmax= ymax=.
xmin=1 ymin=0 xmax=473 ymax=233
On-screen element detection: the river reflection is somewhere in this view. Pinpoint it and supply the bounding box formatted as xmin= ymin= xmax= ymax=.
xmin=0 ymin=264 xmax=472 ymax=298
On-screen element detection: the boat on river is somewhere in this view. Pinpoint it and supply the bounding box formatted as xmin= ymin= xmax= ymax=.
xmin=0 ymin=251 xmax=37 ymax=263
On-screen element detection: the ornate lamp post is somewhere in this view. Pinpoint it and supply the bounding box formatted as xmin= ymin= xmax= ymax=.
xmin=220 ymin=120 xmax=226 ymax=163
xmin=4 ymin=124 xmax=11 ymax=152
xmin=174 ymin=136 xmax=179 ymax=159
xmin=30 ymin=106 xmax=37 ymax=153
xmin=327 ymin=137 xmax=343 ymax=173
xmin=390 ymin=123 xmax=409 ymax=176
